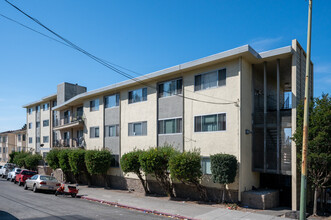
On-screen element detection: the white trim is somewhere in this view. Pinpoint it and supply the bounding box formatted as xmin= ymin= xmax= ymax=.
xmin=158 ymin=116 xmax=182 ymax=121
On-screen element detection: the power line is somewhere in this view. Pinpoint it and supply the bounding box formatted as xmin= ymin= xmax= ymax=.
xmin=4 ymin=0 xmax=237 ymax=105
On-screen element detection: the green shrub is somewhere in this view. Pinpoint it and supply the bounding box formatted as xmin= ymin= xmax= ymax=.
xmin=68 ymin=149 xmax=89 ymax=184
xmin=139 ymin=146 xmax=177 ymax=197
xmin=9 ymin=152 xmax=19 ymax=164
xmin=25 ymin=154 xmax=42 ymax=170
xmin=85 ymin=150 xmax=113 ymax=187
xmin=210 ymin=153 xmax=238 ymax=202
xmin=58 ymin=149 xmax=71 ymax=173
xmin=13 ymin=152 xmax=30 ymax=168
xmin=120 ymin=150 xmax=149 ymax=194
xmin=169 ymin=149 xmax=207 ymax=200
xmin=45 ymin=149 xmax=61 ymax=170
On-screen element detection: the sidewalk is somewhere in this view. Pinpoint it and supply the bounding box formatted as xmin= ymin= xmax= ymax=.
xmin=78 ymin=186 xmax=292 ymax=220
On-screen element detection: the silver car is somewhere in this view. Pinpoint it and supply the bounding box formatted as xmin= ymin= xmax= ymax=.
xmin=7 ymin=168 xmax=22 ymax=182
xmin=24 ymin=175 xmax=60 ymax=192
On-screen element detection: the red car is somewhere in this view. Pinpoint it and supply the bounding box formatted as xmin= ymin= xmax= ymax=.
xmin=15 ymin=170 xmax=37 ymax=186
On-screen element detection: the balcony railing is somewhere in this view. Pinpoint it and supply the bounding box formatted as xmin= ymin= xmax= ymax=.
xmin=53 ymin=114 xmax=84 ymax=129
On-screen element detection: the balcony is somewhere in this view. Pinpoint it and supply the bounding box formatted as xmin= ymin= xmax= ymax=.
xmin=53 ymin=137 xmax=84 ymax=148
xmin=53 ymin=115 xmax=84 ymax=131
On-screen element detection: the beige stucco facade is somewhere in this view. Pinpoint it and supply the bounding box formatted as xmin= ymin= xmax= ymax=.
xmin=22 ymin=40 xmax=312 ymax=209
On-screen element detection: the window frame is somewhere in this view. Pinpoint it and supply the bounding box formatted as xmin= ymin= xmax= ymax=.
xmin=194 ymin=68 xmax=226 ymax=91
xmin=90 ymin=126 xmax=100 ymax=138
xmin=29 ymin=137 xmax=33 ymax=144
xmin=42 ymin=103 xmax=49 ymax=111
xmin=158 ymin=117 xmax=182 ymax=135
xmin=43 ymin=136 xmax=49 ymax=143
xmin=105 ymin=124 xmax=119 ymax=137
xmin=158 ymin=78 xmax=182 ymax=99
xmin=104 ymin=94 xmax=120 ymax=109
xmin=194 ymin=112 xmax=226 ymax=133
xmin=128 ymin=88 xmax=147 ymax=104
xmin=201 ymin=157 xmax=212 ymax=175
xmin=128 ymin=121 xmax=147 ymax=136
xmin=90 ymin=99 xmax=100 ymax=112
xmin=43 ymin=120 xmax=49 ymax=127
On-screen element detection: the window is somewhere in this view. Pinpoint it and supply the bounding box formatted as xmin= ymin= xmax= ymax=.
xmin=29 ymin=123 xmax=32 ymax=129
xmin=90 ymin=99 xmax=99 ymax=111
xmin=36 ymin=105 xmax=40 ymax=113
xmin=194 ymin=113 xmax=226 ymax=132
xmin=158 ymin=79 xmax=182 ymax=98
xmin=42 ymin=103 xmax=49 ymax=111
xmin=105 ymin=94 xmax=119 ymax=108
xmin=76 ymin=107 xmax=83 ymax=119
xmin=3 ymin=147 xmax=6 ymax=153
xmin=0 ymin=137 xmax=2 ymax=142
xmin=43 ymin=120 xmax=49 ymax=127
xmin=0 ymin=147 xmax=1 ymax=153
xmin=36 ymin=121 xmax=40 ymax=128
xmin=36 ymin=137 xmax=40 ymax=143
xmin=29 ymin=137 xmax=33 ymax=143
xmin=2 ymin=137 xmax=6 ymax=142
xmin=22 ymin=134 xmax=26 ymax=141
xmin=28 ymin=108 xmax=33 ymax=115
xmin=128 ymin=121 xmax=147 ymax=136
xmin=90 ymin=127 xmax=100 ymax=138
xmin=110 ymin=154 xmax=120 ymax=167
xmin=201 ymin=157 xmax=212 ymax=174
xmin=105 ymin=125 xmax=119 ymax=137
xmin=283 ymin=92 xmax=292 ymax=109
xmin=128 ymin=88 xmax=147 ymax=104
xmin=158 ymin=118 xmax=182 ymax=134
xmin=43 ymin=136 xmax=49 ymax=143
xmin=52 ymin=100 xmax=57 ymax=107
xmin=195 ymin=69 xmax=226 ymax=91
xmin=18 ymin=134 xmax=21 ymax=141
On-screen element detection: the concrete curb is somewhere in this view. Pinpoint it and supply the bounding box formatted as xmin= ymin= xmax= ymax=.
xmin=81 ymin=196 xmax=199 ymax=220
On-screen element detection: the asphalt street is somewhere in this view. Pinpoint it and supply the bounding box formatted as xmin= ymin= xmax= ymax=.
xmin=0 ymin=178 xmax=167 ymax=220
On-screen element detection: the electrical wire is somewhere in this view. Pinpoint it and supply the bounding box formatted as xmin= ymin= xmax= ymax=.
xmin=4 ymin=0 xmax=237 ymax=105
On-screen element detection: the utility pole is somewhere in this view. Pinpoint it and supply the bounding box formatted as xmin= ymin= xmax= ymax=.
xmin=300 ymin=0 xmax=312 ymax=219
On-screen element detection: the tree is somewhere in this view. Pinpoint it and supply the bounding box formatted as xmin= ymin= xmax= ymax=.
xmin=120 ymin=149 xmax=149 ymax=194
xmin=139 ymin=146 xmax=177 ymax=197
xmin=293 ymin=94 xmax=331 ymax=215
xmin=210 ymin=153 xmax=238 ymax=203
xmin=25 ymin=154 xmax=42 ymax=171
xmin=45 ymin=149 xmax=61 ymax=170
xmin=13 ymin=152 xmax=30 ymax=168
xmin=9 ymin=152 xmax=19 ymax=164
xmin=169 ymin=149 xmax=207 ymax=201
xmin=68 ymin=149 xmax=90 ymax=185
xmin=58 ymin=149 xmax=72 ymax=180
xmin=85 ymin=150 xmax=112 ymax=187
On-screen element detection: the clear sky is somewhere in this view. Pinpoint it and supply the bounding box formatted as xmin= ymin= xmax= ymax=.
xmin=0 ymin=0 xmax=330 ymax=132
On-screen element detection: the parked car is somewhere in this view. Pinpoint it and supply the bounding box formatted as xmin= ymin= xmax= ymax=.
xmin=24 ymin=175 xmax=60 ymax=192
xmin=0 ymin=163 xmax=16 ymax=178
xmin=15 ymin=170 xmax=37 ymax=186
xmin=7 ymin=168 xmax=22 ymax=182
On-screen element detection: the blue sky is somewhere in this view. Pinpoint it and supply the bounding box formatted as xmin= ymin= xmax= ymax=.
xmin=0 ymin=0 xmax=330 ymax=132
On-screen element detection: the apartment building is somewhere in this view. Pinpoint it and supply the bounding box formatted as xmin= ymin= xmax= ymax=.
xmin=23 ymin=84 xmax=86 ymax=157
xmin=23 ymin=39 xmax=312 ymax=210
xmin=0 ymin=128 xmax=27 ymax=164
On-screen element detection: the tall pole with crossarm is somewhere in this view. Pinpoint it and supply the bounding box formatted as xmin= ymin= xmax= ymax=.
xmin=300 ymin=0 xmax=312 ymax=219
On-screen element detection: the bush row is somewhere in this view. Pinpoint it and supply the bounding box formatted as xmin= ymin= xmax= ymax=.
xmin=9 ymin=152 xmax=42 ymax=171
xmin=121 ymin=146 xmax=238 ymax=202
xmin=46 ymin=148 xmax=113 ymax=186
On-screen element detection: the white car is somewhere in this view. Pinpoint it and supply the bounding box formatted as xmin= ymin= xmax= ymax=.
xmin=7 ymin=168 xmax=22 ymax=182
xmin=0 ymin=163 xmax=16 ymax=178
